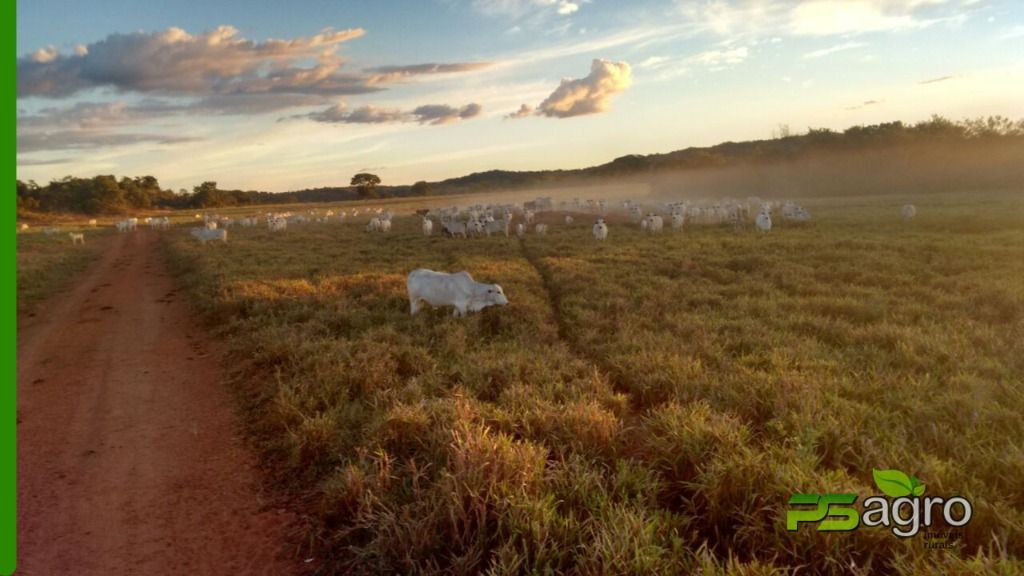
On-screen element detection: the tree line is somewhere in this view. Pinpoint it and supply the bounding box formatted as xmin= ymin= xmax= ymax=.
xmin=17 ymin=115 xmax=1023 ymax=215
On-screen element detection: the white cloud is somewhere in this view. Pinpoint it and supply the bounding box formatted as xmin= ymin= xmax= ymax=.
xmin=803 ymin=41 xmax=867 ymax=58
xmin=472 ymin=0 xmax=583 ymax=17
xmin=536 ymin=58 xmax=632 ymax=118
xmin=1000 ymin=25 xmax=1024 ymax=40
xmin=675 ymin=0 xmax=968 ymax=39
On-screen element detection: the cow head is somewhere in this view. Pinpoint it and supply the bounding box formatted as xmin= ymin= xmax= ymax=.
xmin=470 ymin=284 xmax=509 ymax=311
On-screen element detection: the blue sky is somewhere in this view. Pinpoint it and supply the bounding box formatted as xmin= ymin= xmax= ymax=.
xmin=16 ymin=0 xmax=1024 ymax=192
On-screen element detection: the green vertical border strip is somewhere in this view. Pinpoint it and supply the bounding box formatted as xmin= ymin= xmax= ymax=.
xmin=3 ymin=0 xmax=16 ymax=572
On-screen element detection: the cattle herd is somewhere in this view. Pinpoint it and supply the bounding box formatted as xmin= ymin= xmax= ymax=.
xmin=16 ymin=197 xmax=920 ymax=316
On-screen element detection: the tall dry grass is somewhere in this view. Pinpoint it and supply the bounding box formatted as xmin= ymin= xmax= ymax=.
xmin=163 ymin=190 xmax=1023 ymax=574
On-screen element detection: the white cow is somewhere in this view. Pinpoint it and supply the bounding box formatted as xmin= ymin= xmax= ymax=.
xmin=671 ymin=214 xmax=685 ymax=230
xmin=565 ymin=215 xmax=574 ymax=225
xmin=645 ymin=214 xmax=664 ymax=233
xmin=593 ymin=219 xmax=608 ymax=241
xmin=535 ymin=223 xmax=548 ymax=235
xmin=190 ymin=227 xmax=228 ymax=243
xmin=69 ymin=233 xmax=85 ymax=245
xmin=484 ymin=218 xmax=509 ymax=237
xmin=269 ymin=217 xmax=287 ymax=231
xmin=443 ymin=221 xmax=468 ymax=238
xmin=902 ymin=204 xmax=917 ymax=219
xmin=407 ymin=269 xmax=509 ymax=317
xmin=755 ymin=208 xmax=772 ymax=233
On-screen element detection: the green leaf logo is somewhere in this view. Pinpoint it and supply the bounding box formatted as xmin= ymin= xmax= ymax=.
xmin=910 ymin=475 xmax=926 ymax=497
xmin=872 ymin=469 xmax=918 ymax=498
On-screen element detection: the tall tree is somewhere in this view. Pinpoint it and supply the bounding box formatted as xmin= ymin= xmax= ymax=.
xmin=351 ymin=173 xmax=381 ymax=198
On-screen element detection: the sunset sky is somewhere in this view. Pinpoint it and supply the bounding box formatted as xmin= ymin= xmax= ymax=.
xmin=16 ymin=0 xmax=1024 ymax=192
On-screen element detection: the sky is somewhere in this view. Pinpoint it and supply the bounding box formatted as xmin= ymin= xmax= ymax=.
xmin=16 ymin=0 xmax=1024 ymax=192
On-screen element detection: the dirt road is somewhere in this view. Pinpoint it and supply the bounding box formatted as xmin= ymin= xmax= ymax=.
xmin=17 ymin=231 xmax=298 ymax=575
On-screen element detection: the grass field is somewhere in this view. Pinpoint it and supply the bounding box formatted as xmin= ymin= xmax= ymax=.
xmin=17 ymin=227 xmax=108 ymax=316
xmin=161 ymin=190 xmax=1023 ymax=575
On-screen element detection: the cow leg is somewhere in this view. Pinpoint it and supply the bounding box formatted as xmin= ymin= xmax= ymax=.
xmin=410 ymin=298 xmax=420 ymax=316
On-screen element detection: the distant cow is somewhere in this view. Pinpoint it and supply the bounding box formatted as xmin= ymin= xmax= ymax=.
xmin=443 ymin=221 xmax=468 ymax=238
xmin=755 ymin=208 xmax=772 ymax=233
xmin=190 ymin=227 xmax=228 ymax=244
xmin=902 ymin=204 xmax=917 ymax=219
xmin=69 ymin=233 xmax=85 ymax=245
xmin=593 ymin=219 xmax=608 ymax=241
xmin=407 ymin=269 xmax=509 ymax=317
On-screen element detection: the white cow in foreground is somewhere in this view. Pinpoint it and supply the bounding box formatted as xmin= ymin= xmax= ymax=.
xmin=593 ymin=219 xmax=608 ymax=241
xmin=190 ymin=227 xmax=228 ymax=244
xmin=407 ymin=269 xmax=509 ymax=317
xmin=902 ymin=204 xmax=917 ymax=219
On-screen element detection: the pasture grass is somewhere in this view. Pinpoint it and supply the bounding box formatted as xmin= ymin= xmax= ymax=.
xmin=17 ymin=228 xmax=109 ymax=316
xmin=162 ymin=190 xmax=1023 ymax=575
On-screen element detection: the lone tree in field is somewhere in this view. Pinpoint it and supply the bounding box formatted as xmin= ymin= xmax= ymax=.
xmin=351 ymin=173 xmax=381 ymax=199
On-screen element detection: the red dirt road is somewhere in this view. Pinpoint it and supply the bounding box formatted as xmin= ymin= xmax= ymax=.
xmin=17 ymin=231 xmax=298 ymax=575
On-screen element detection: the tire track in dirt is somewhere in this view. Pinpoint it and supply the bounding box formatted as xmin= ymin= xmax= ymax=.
xmin=17 ymin=230 xmax=301 ymax=575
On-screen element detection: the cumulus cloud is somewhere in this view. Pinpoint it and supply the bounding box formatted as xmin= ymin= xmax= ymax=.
xmin=535 ymin=59 xmax=632 ymax=118
xmin=301 ymin=102 xmax=483 ymax=125
xmin=506 ymin=103 xmax=534 ymax=119
xmin=17 ymin=26 xmax=369 ymax=98
xmin=364 ymin=62 xmax=494 ymax=84
xmin=16 ymin=25 xmax=500 ymax=153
